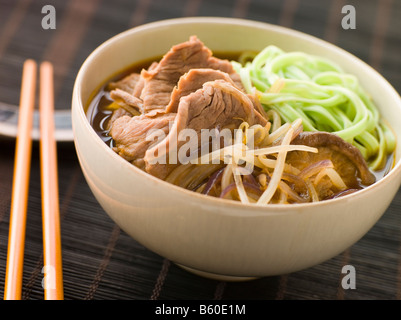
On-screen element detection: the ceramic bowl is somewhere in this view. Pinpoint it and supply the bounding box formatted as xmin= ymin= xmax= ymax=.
xmin=72 ymin=17 xmax=401 ymax=281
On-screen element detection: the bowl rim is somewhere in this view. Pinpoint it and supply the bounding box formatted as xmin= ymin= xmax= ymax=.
xmin=73 ymin=16 xmax=401 ymax=213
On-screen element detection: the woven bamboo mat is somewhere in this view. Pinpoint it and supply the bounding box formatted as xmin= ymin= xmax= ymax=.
xmin=0 ymin=0 xmax=400 ymax=300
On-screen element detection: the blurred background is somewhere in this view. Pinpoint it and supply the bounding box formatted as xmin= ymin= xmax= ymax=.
xmin=0 ymin=0 xmax=400 ymax=300
xmin=1 ymin=0 xmax=399 ymax=115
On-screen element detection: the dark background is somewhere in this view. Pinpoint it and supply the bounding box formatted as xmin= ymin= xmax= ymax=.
xmin=0 ymin=0 xmax=400 ymax=300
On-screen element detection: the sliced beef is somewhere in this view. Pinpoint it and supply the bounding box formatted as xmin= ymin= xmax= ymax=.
xmin=139 ymin=36 xmax=244 ymax=113
xmin=288 ymin=131 xmax=376 ymax=194
xmin=108 ymin=62 xmax=158 ymax=115
xmin=106 ymin=107 xmax=132 ymax=130
xmin=144 ymin=80 xmax=267 ymax=179
xmin=110 ymin=89 xmax=144 ymax=113
xmin=132 ymin=61 xmax=158 ymax=98
xmin=165 ymin=68 xmax=238 ymax=113
xmin=107 ymin=37 xmax=244 ymax=117
xmin=107 ymin=72 xmax=141 ymax=95
xmin=108 ymin=61 xmax=158 ymax=96
xmin=109 ymin=112 xmax=176 ymax=170
xmin=107 ymin=37 xmax=266 ymax=179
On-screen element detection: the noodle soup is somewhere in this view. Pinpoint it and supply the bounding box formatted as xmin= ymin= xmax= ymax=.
xmin=86 ymin=36 xmax=395 ymax=205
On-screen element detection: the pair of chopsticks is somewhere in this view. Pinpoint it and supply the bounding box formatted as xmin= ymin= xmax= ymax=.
xmin=3 ymin=60 xmax=64 ymax=300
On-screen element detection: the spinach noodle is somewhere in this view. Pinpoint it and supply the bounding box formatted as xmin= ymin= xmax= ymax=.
xmin=231 ymin=46 xmax=395 ymax=170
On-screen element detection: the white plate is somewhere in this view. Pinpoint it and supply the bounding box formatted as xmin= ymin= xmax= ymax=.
xmin=0 ymin=101 xmax=73 ymax=141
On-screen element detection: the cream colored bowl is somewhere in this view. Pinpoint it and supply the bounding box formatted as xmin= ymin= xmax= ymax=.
xmin=72 ymin=17 xmax=401 ymax=281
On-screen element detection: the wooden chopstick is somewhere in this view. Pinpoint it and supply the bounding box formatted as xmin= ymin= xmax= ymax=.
xmin=4 ymin=60 xmax=64 ymax=300
xmin=4 ymin=59 xmax=37 ymax=300
xmin=39 ymin=61 xmax=64 ymax=300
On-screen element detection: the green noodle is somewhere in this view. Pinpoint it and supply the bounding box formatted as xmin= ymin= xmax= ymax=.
xmin=232 ymin=46 xmax=396 ymax=170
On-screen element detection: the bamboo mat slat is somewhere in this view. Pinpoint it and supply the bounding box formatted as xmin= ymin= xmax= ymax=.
xmin=0 ymin=0 xmax=400 ymax=300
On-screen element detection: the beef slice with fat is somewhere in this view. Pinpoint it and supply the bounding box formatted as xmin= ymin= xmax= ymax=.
xmin=144 ymin=80 xmax=267 ymax=179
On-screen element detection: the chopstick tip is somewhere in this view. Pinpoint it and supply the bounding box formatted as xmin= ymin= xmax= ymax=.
xmin=23 ymin=59 xmax=37 ymax=72
xmin=40 ymin=61 xmax=53 ymax=70
xmin=24 ymin=59 xmax=37 ymax=66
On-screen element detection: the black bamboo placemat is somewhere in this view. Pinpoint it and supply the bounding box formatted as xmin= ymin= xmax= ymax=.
xmin=0 ymin=0 xmax=400 ymax=300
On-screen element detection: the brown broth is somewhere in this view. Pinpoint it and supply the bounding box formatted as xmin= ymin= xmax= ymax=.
xmin=86 ymin=55 xmax=160 ymax=148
